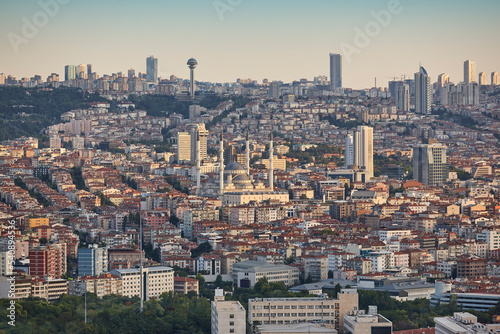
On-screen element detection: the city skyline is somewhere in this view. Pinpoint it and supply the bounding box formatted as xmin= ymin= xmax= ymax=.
xmin=0 ymin=0 xmax=499 ymax=88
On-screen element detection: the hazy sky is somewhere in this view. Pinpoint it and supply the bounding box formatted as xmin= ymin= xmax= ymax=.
xmin=0 ymin=0 xmax=499 ymax=89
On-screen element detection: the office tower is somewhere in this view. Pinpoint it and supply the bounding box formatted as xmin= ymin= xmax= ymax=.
xmin=405 ymin=79 xmax=415 ymax=96
xmin=395 ymin=82 xmax=410 ymax=111
xmin=345 ymin=133 xmax=354 ymax=168
xmin=415 ymin=66 xmax=432 ymax=114
xmin=87 ymin=64 xmax=92 ymax=77
xmin=268 ymin=81 xmax=280 ymax=98
xmin=128 ymin=68 xmax=135 ymax=79
xmin=64 ymin=65 xmax=77 ymax=81
xmin=187 ymin=58 xmax=198 ymax=101
xmin=0 ymin=73 xmax=5 ymax=85
xmin=464 ymin=60 xmax=476 ymax=84
xmin=330 ymin=53 xmax=342 ymax=90
xmin=146 ymin=55 xmax=158 ymax=83
xmin=77 ymin=64 xmax=87 ymax=79
xmin=349 ymin=126 xmax=373 ymax=179
xmin=437 ymin=73 xmax=449 ymax=89
xmin=78 ymin=244 xmax=108 ymax=277
xmin=413 ymin=140 xmax=448 ymax=186
xmin=177 ymin=132 xmax=191 ymax=163
xmin=191 ymin=123 xmax=208 ymax=163
xmin=492 ymin=72 xmax=499 ymax=86
xmin=211 ymin=300 xmax=246 ymax=334
xmin=479 ymin=72 xmax=487 ymax=86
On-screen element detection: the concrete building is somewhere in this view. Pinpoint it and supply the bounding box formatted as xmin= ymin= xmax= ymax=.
xmin=478 ymin=72 xmax=487 ymax=86
xmin=177 ymin=132 xmax=191 ymax=163
xmin=211 ymin=300 xmax=246 ymax=334
xmin=435 ymin=312 xmax=500 ymax=334
xmin=330 ymin=53 xmax=342 ymax=90
xmin=329 ymin=201 xmax=355 ymax=221
xmin=413 ymin=140 xmax=448 ymax=186
xmin=69 ymin=273 xmax=122 ymax=298
xmin=78 ymin=244 xmax=108 ymax=277
xmin=232 ymin=260 xmax=299 ymax=288
xmin=464 ymin=60 xmax=476 ymax=84
xmin=109 ymin=266 xmax=173 ymax=300
xmin=415 ymin=66 xmax=432 ymax=114
xmin=174 ymin=276 xmax=199 ymax=295
xmin=492 ymin=72 xmax=499 ymax=86
xmin=248 ymin=289 xmax=358 ymax=333
xmin=191 ymin=123 xmax=208 ymax=163
xmin=255 ymin=323 xmax=338 ymax=334
xmin=146 ymin=55 xmax=158 ymax=83
xmin=29 ymin=243 xmax=67 ymax=279
xmin=343 ymin=306 xmax=392 ymax=334
xmin=0 ymin=251 xmax=13 ymax=276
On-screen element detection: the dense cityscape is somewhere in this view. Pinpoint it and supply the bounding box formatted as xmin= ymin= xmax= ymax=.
xmin=0 ymin=52 xmax=500 ymax=334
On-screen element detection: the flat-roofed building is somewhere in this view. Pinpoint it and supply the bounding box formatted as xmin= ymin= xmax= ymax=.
xmin=248 ymin=289 xmax=358 ymax=333
xmin=232 ymin=260 xmax=299 ymax=288
xmin=211 ymin=300 xmax=246 ymax=334
xmin=109 ymin=266 xmax=173 ymax=300
xmin=343 ymin=306 xmax=392 ymax=334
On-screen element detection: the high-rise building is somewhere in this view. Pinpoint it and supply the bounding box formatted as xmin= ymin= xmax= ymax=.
xmin=395 ymin=82 xmax=410 ymax=111
xmin=437 ymin=73 xmax=449 ymax=89
xmin=464 ymin=60 xmax=476 ymax=84
xmin=29 ymin=243 xmax=67 ymax=279
xmin=268 ymin=81 xmax=280 ymax=99
xmin=0 ymin=251 xmax=13 ymax=276
xmin=64 ymin=65 xmax=77 ymax=81
xmin=413 ymin=140 xmax=448 ymax=186
xmin=329 ymin=53 xmax=342 ymax=90
xmin=353 ymin=126 xmax=373 ymax=179
xmin=191 ymin=123 xmax=208 ymax=163
xmin=146 ymin=56 xmax=158 ymax=83
xmin=460 ymin=82 xmax=480 ymax=106
xmin=478 ymin=72 xmax=487 ymax=86
xmin=415 ymin=66 xmax=432 ymax=114
xmin=0 ymin=73 xmax=5 ymax=85
xmin=211 ymin=300 xmax=246 ymax=334
xmin=492 ymin=72 xmax=499 ymax=86
xmin=128 ymin=68 xmax=135 ymax=79
xmin=78 ymin=244 xmax=108 ymax=277
xmin=345 ymin=134 xmax=354 ymax=168
xmin=87 ymin=64 xmax=92 ymax=77
xmin=177 ymin=132 xmax=191 ymax=163
xmin=78 ymin=64 xmax=87 ymax=79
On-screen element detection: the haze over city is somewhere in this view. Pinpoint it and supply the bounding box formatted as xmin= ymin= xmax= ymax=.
xmin=1 ymin=0 xmax=500 ymax=88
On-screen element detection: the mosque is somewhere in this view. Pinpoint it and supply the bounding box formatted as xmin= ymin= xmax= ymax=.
xmin=194 ymin=129 xmax=289 ymax=205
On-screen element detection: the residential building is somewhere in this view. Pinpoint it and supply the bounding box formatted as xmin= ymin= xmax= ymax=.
xmin=191 ymin=123 xmax=208 ymax=163
xmin=211 ymin=300 xmax=246 ymax=334
xmin=435 ymin=312 xmax=500 ymax=334
xmin=29 ymin=243 xmax=67 ymax=279
xmin=173 ymin=276 xmax=199 ymax=295
xmin=464 ymin=60 xmax=476 ymax=84
xmin=109 ymin=266 xmax=174 ymax=300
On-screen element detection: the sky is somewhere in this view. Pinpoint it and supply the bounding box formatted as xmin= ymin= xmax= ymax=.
xmin=0 ymin=0 xmax=499 ymax=89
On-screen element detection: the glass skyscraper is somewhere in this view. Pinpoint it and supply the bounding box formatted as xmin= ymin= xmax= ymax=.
xmin=146 ymin=55 xmax=158 ymax=83
xmin=330 ymin=53 xmax=342 ymax=91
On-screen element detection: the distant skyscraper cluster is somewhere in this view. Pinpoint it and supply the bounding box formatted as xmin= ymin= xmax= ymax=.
xmin=330 ymin=53 xmax=342 ymax=91
xmin=345 ymin=126 xmax=373 ymax=179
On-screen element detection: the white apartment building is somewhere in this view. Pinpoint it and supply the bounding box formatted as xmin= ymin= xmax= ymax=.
xmin=476 ymin=229 xmax=500 ymax=251
xmin=211 ymin=300 xmax=246 ymax=334
xmin=110 ymin=266 xmax=173 ymax=300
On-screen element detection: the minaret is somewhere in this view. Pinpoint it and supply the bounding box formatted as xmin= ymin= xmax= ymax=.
xmin=196 ymin=131 xmax=201 ymax=196
xmin=246 ymin=127 xmax=250 ymax=176
xmin=219 ymin=129 xmax=224 ymax=195
xmin=269 ymin=132 xmax=274 ymax=191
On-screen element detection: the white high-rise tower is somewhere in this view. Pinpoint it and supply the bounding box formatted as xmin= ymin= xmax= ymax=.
xmin=464 ymin=60 xmax=476 ymax=84
xmin=353 ymin=126 xmax=373 ymax=179
xmin=415 ymin=66 xmax=432 ymax=114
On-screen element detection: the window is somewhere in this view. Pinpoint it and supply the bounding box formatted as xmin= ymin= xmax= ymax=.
xmin=230 ymin=314 xmax=234 ymax=318
xmin=230 ymin=322 xmax=234 ymax=326
xmin=230 ymin=330 xmax=234 ymax=333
